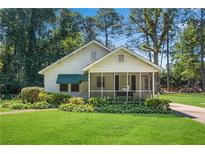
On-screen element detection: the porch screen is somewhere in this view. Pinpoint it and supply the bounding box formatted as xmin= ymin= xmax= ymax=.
xmin=97 ymin=77 xmax=105 ymax=88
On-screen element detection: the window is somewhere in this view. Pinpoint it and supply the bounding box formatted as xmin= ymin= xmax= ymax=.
xmin=71 ymin=84 xmax=79 ymax=92
xmin=60 ymin=84 xmax=68 ymax=92
xmin=91 ymin=51 xmax=97 ymax=59
xmin=97 ymin=77 xmax=105 ymax=88
xmin=118 ymin=54 xmax=124 ymax=62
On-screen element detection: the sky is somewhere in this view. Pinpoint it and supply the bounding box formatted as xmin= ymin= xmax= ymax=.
xmin=71 ymin=8 xmax=167 ymax=67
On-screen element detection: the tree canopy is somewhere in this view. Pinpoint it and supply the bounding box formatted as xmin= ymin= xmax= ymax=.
xmin=0 ymin=8 xmax=204 ymax=95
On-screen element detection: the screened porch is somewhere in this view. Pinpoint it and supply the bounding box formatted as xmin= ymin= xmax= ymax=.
xmin=88 ymin=72 xmax=157 ymax=100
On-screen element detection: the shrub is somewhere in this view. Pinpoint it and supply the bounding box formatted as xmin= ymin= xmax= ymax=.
xmin=11 ymin=103 xmax=25 ymax=109
xmin=23 ymin=103 xmax=34 ymax=109
xmin=33 ymin=101 xmax=50 ymax=109
xmin=88 ymin=96 xmax=140 ymax=106
xmin=39 ymin=92 xmax=72 ymax=107
xmin=72 ymin=104 xmax=94 ymax=112
xmin=59 ymin=103 xmax=94 ymax=112
xmin=2 ymin=100 xmax=22 ymax=108
xmin=88 ymin=97 xmax=109 ymax=106
xmin=59 ymin=103 xmax=76 ymax=112
xmin=95 ymin=104 xmax=170 ymax=114
xmin=21 ymin=87 xmax=44 ymax=103
xmin=2 ymin=102 xmax=13 ymax=108
xmin=144 ymin=98 xmax=171 ymax=110
xmin=68 ymin=97 xmax=84 ymax=105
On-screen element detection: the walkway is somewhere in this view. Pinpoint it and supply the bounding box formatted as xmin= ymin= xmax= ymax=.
xmin=0 ymin=109 xmax=57 ymax=115
xmin=170 ymin=103 xmax=205 ymax=124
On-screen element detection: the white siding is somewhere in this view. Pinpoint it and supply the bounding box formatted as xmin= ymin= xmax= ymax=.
xmin=89 ymin=49 xmax=159 ymax=73
xmin=44 ymin=43 xmax=109 ymax=93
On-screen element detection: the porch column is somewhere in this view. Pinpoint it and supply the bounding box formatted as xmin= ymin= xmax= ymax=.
xmin=88 ymin=71 xmax=90 ymax=98
xmin=113 ymin=72 xmax=115 ymax=99
xmin=126 ymin=72 xmax=128 ymax=101
xmin=101 ymin=72 xmax=103 ymax=98
xmin=139 ymin=72 xmax=141 ymax=100
xmin=148 ymin=75 xmax=151 ymax=91
xmin=152 ymin=72 xmax=155 ymax=97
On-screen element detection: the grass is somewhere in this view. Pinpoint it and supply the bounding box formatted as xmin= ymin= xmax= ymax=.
xmin=1 ymin=110 xmax=205 ymax=145
xmin=160 ymin=93 xmax=205 ymax=108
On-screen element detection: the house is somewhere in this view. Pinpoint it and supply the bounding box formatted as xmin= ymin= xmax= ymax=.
xmin=39 ymin=40 xmax=161 ymax=99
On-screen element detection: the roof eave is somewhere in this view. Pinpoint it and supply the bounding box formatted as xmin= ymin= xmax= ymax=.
xmin=82 ymin=47 xmax=162 ymax=72
xmin=38 ymin=40 xmax=112 ymax=75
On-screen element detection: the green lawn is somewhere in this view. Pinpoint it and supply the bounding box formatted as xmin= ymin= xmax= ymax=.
xmin=1 ymin=110 xmax=205 ymax=145
xmin=160 ymin=93 xmax=205 ymax=108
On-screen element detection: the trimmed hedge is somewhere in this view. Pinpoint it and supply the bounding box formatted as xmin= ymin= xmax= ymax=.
xmin=39 ymin=92 xmax=72 ymax=107
xmin=21 ymin=87 xmax=44 ymax=103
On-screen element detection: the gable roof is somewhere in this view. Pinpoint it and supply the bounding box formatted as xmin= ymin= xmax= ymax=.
xmin=83 ymin=47 xmax=162 ymax=71
xmin=39 ymin=40 xmax=112 ymax=75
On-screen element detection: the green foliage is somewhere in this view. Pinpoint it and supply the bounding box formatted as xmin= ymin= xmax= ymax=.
xmin=68 ymin=97 xmax=84 ymax=105
xmin=129 ymin=8 xmax=177 ymax=64
xmin=23 ymin=103 xmax=34 ymax=109
xmin=88 ymin=97 xmax=108 ymax=106
xmin=11 ymin=103 xmax=25 ymax=109
xmin=59 ymin=103 xmax=94 ymax=112
xmin=2 ymin=100 xmax=22 ymax=108
xmin=2 ymin=100 xmax=50 ymax=110
xmin=96 ymin=8 xmax=124 ymax=47
xmin=144 ymin=98 xmax=171 ymax=110
xmin=2 ymin=102 xmax=13 ymax=108
xmin=33 ymin=101 xmax=50 ymax=109
xmin=59 ymin=103 xmax=76 ymax=112
xmin=39 ymin=92 xmax=72 ymax=107
xmin=21 ymin=87 xmax=44 ymax=103
xmin=82 ymin=16 xmax=98 ymax=43
xmin=88 ymin=97 xmax=140 ymax=107
xmin=60 ymin=97 xmax=170 ymax=114
xmin=95 ymin=104 xmax=170 ymax=114
xmin=0 ymin=9 xmax=83 ymax=94
xmin=172 ymin=21 xmax=205 ymax=87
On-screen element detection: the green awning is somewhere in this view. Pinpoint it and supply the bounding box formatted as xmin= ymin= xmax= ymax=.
xmin=56 ymin=74 xmax=88 ymax=84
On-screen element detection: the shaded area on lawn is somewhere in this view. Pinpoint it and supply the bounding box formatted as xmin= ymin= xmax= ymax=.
xmin=160 ymin=93 xmax=205 ymax=108
xmin=0 ymin=110 xmax=205 ymax=145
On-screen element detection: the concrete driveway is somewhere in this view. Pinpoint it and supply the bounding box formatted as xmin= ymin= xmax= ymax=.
xmin=170 ymin=103 xmax=205 ymax=124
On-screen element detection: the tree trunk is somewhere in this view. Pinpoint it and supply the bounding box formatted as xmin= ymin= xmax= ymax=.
xmin=153 ymin=52 xmax=159 ymax=65
xmin=200 ymin=9 xmax=205 ymax=92
xmin=166 ymin=32 xmax=170 ymax=91
xmin=160 ymin=42 xmax=165 ymax=67
xmin=145 ymin=21 xmax=152 ymax=62
xmin=26 ymin=9 xmax=36 ymax=86
xmin=105 ymin=26 xmax=108 ymax=47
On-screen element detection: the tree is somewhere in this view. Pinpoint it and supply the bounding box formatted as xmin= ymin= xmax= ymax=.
xmin=199 ymin=9 xmax=205 ymax=92
xmin=0 ymin=8 xmax=83 ymax=95
xmin=48 ymin=9 xmax=83 ymax=60
xmin=129 ymin=9 xmax=176 ymax=65
xmin=82 ymin=16 xmax=98 ymax=43
xmin=173 ymin=22 xmax=202 ymax=87
xmin=95 ymin=8 xmax=124 ymax=47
